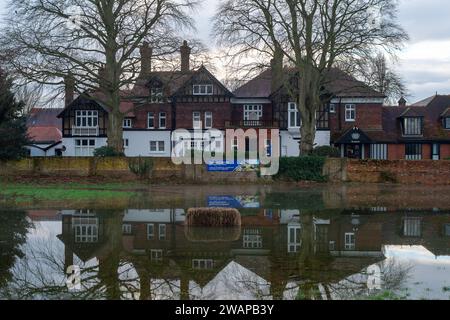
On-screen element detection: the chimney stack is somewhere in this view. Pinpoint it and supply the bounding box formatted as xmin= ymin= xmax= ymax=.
xmin=271 ymin=45 xmax=284 ymax=93
xmin=180 ymin=40 xmax=191 ymax=72
xmin=140 ymin=41 xmax=153 ymax=77
xmin=64 ymin=73 xmax=75 ymax=108
xmin=398 ymin=96 xmax=407 ymax=107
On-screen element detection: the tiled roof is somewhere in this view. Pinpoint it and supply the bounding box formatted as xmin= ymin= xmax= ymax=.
xmin=233 ymin=67 xmax=384 ymax=99
xmin=27 ymin=108 xmax=63 ymax=127
xmin=27 ymin=126 xmax=62 ymax=144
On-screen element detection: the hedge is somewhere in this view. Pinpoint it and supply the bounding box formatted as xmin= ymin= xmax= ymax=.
xmin=275 ymin=156 xmax=327 ymax=182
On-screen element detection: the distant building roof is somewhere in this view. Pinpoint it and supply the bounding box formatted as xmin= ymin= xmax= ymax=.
xmin=27 ymin=108 xmax=63 ymax=127
xmin=233 ymin=67 xmax=385 ymax=99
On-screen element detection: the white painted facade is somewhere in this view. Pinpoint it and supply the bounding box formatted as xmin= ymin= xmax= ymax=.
xmin=123 ymin=131 xmax=172 ymax=157
xmin=26 ymin=143 xmax=62 ymax=157
xmin=280 ymin=129 xmax=331 ymax=157
xmin=62 ymin=137 xmax=107 ymax=157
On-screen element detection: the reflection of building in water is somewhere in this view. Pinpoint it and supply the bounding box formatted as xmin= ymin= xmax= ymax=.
xmin=48 ymin=208 xmax=450 ymax=299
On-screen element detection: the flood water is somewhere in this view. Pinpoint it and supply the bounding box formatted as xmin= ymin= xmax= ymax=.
xmin=1 ymin=184 xmax=450 ymax=300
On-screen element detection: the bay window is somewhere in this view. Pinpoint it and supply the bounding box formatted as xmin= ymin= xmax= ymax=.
xmin=76 ymin=110 xmax=98 ymax=128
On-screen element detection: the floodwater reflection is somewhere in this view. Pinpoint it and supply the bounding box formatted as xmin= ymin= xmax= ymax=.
xmin=1 ymin=185 xmax=450 ymax=300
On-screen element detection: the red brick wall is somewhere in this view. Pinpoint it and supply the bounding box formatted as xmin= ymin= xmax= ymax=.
xmin=175 ymin=102 xmax=232 ymax=129
xmin=346 ymin=159 xmax=450 ymax=185
xmin=441 ymin=144 xmax=450 ymax=159
xmin=133 ymin=104 xmax=173 ymax=129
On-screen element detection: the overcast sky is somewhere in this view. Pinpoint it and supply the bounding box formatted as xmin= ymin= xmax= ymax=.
xmin=1 ymin=0 xmax=450 ymax=102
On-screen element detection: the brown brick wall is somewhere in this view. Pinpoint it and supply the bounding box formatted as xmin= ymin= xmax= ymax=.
xmin=175 ymin=102 xmax=232 ymax=129
xmin=346 ymin=159 xmax=450 ymax=185
xmin=330 ymin=103 xmax=383 ymax=132
xmin=133 ymin=104 xmax=173 ymax=130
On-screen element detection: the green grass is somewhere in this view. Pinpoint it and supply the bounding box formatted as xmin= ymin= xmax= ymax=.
xmin=0 ymin=182 xmax=139 ymax=202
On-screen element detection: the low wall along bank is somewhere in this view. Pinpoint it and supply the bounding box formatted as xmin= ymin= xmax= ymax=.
xmin=1 ymin=157 xmax=450 ymax=185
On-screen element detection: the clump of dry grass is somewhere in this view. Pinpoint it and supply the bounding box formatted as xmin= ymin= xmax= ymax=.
xmin=186 ymin=208 xmax=241 ymax=227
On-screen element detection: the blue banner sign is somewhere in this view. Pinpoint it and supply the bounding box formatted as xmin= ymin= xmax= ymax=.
xmin=207 ymin=195 xmax=260 ymax=208
xmin=207 ymin=160 xmax=259 ymax=172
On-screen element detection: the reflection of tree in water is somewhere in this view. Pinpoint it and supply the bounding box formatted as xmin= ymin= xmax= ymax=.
xmin=0 ymin=209 xmax=31 ymax=295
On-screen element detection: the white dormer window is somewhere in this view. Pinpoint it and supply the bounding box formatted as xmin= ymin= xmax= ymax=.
xmin=123 ymin=118 xmax=132 ymax=128
xmin=288 ymin=102 xmax=301 ymax=128
xmin=193 ymin=84 xmax=213 ymax=95
xmin=345 ymin=104 xmax=356 ymax=122
xmin=150 ymin=87 xmax=163 ymax=103
xmin=403 ymin=117 xmax=423 ymax=136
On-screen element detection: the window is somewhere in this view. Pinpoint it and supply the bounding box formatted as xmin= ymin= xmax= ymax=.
xmin=75 ymin=110 xmax=98 ymax=128
xmin=243 ymin=229 xmax=263 ymax=249
xmin=123 ymin=139 xmax=129 ymax=149
xmin=73 ymin=217 xmax=98 ymax=243
xmin=122 ymin=224 xmax=132 ymax=235
xmin=444 ymin=117 xmax=450 ymax=129
xmin=403 ymin=117 xmax=423 ymax=136
xmin=232 ymin=137 xmax=239 ymax=152
xmin=288 ymin=225 xmax=301 ymax=253
xmin=403 ymin=217 xmax=421 ymax=237
xmin=123 ymin=118 xmax=132 ymax=128
xmin=147 ymin=224 xmax=154 ymax=240
xmin=193 ymin=112 xmax=201 ymax=129
xmin=148 ymin=112 xmax=155 ymax=129
xmin=193 ymin=84 xmax=213 ymax=95
xmin=265 ymin=139 xmax=272 ymax=157
xmin=329 ymin=104 xmax=336 ymax=113
xmin=316 ymin=104 xmax=330 ymax=129
xmin=345 ymin=104 xmax=356 ymax=122
xmin=288 ymin=102 xmax=301 ymax=128
xmin=150 ymin=141 xmax=165 ymax=153
xmin=405 ymin=144 xmax=422 ymax=160
xmin=159 ymin=224 xmax=166 ymax=241
xmin=75 ymin=139 xmax=96 ymax=156
xmin=370 ymin=144 xmax=388 ymax=160
xmin=345 ymin=233 xmax=356 ymax=251
xmin=444 ymin=224 xmax=450 ymax=237
xmin=151 ymin=250 xmax=163 ymax=262
xmin=150 ymin=87 xmax=163 ymax=103
xmin=205 ymin=111 xmax=213 ymax=129
xmin=159 ymin=112 xmax=166 ymax=129
xmin=432 ymin=143 xmax=440 ymax=160
xmin=244 ymin=105 xmax=263 ymax=121
xmin=192 ymin=259 xmax=214 ymax=270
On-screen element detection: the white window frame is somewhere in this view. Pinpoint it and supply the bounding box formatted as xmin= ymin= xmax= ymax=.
xmin=75 ymin=139 xmax=96 ymax=157
xmin=403 ymin=217 xmax=422 ymax=237
xmin=288 ymin=225 xmax=301 ymax=253
xmin=122 ymin=224 xmax=132 ymax=235
xmin=151 ymin=249 xmax=163 ymax=262
xmin=159 ymin=224 xmax=166 ymax=241
xmin=73 ymin=217 xmax=99 ymax=243
xmin=445 ymin=117 xmax=450 ymax=130
xmin=244 ymin=105 xmax=263 ymax=121
xmin=345 ymin=104 xmax=356 ymax=122
xmin=370 ymin=144 xmax=388 ymax=160
xmin=159 ymin=112 xmax=166 ymax=129
xmin=288 ymin=102 xmax=301 ymax=128
xmin=403 ymin=117 xmax=423 ymax=136
xmin=150 ymin=141 xmax=165 ymax=153
xmin=147 ymin=224 xmax=154 ymax=240
xmin=75 ymin=110 xmax=98 ymax=128
xmin=193 ymin=111 xmax=202 ymax=129
xmin=329 ymin=104 xmax=336 ymax=113
xmin=205 ymin=111 xmax=213 ymax=129
xmin=345 ymin=233 xmax=356 ymax=251
xmin=148 ymin=112 xmax=155 ymax=129
xmin=123 ymin=118 xmax=132 ymax=128
xmin=193 ymin=84 xmax=213 ymax=95
xmin=192 ymin=259 xmax=214 ymax=270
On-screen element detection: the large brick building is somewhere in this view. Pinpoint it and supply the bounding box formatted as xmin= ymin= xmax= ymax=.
xmin=52 ymin=40 xmax=450 ymax=160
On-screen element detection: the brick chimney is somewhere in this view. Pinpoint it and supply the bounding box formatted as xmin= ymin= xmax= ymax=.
xmin=180 ymin=40 xmax=191 ymax=72
xmin=140 ymin=41 xmax=153 ymax=77
xmin=64 ymin=73 xmax=75 ymax=108
xmin=398 ymin=96 xmax=407 ymax=107
xmin=271 ymin=45 xmax=284 ymax=93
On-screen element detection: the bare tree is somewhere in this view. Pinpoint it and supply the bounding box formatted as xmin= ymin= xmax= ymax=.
xmin=1 ymin=0 xmax=198 ymax=152
xmin=214 ymin=0 xmax=408 ymax=154
xmin=351 ymin=53 xmax=408 ymax=105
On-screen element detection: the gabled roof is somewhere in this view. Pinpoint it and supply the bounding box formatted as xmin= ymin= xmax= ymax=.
xmin=398 ymin=107 xmax=426 ymax=118
xmin=233 ymin=67 xmax=384 ymax=99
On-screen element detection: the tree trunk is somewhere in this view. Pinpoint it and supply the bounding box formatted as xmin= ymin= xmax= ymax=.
xmin=298 ymin=64 xmax=321 ymax=156
xmin=108 ymin=108 xmax=124 ymax=153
